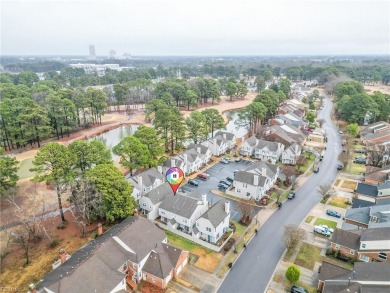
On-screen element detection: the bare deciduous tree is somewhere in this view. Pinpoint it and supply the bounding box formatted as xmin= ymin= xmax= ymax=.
xmin=338 ymin=153 xmax=349 ymax=167
xmin=317 ymin=184 xmax=332 ymax=198
xmin=366 ymin=144 xmax=390 ymax=167
xmin=296 ymin=155 xmax=307 ymax=170
xmin=283 ymin=225 xmax=305 ymax=251
xmin=237 ymin=200 xmax=255 ymax=225
xmin=282 ymin=166 xmax=299 ymax=186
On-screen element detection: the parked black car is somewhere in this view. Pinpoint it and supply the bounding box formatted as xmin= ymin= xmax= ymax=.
xmin=226 ymin=177 xmax=234 ymax=183
xmin=219 ymin=180 xmax=231 ymax=186
xmin=291 ymin=285 xmax=309 ymax=293
xmin=218 ymin=183 xmax=228 ymax=190
xmin=337 ymin=164 xmax=343 ymax=170
xmin=188 ymin=179 xmax=199 ymax=187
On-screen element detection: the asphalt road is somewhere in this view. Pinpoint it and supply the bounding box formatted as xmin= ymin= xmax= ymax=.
xmin=218 ymin=97 xmax=343 ymax=293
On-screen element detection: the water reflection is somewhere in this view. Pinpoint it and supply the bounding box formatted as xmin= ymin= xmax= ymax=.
xmin=89 ymin=125 xmax=139 ymax=150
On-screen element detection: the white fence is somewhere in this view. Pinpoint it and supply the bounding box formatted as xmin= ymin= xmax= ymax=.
xmin=156 ymin=222 xmax=233 ymax=252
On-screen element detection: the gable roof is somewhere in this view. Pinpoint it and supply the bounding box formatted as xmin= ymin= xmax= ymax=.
xmin=38 ymin=216 xmax=164 ymax=292
xmin=235 ymin=171 xmax=268 ymax=187
xmin=144 ymin=182 xmax=173 ymax=204
xmin=243 ymin=136 xmax=258 ymax=147
xmin=360 ymin=227 xmax=390 ymax=242
xmin=159 ymin=193 xmax=204 ymax=219
xmin=164 ymin=157 xmax=185 ymax=169
xmin=331 ymin=228 xmax=361 ymax=250
xmin=365 ymin=165 xmax=390 ymax=183
xmin=187 ymin=143 xmax=210 ymax=155
xmin=284 ymin=143 xmax=301 ymax=155
xmin=319 ymin=261 xmax=351 ymax=282
xmin=128 ymin=167 xmax=164 ymax=189
xmin=378 ymin=180 xmax=390 ymax=191
xmin=255 ymin=140 xmax=281 ymax=152
xmin=142 ymin=243 xmax=184 ymax=279
xmin=200 ymin=200 xmax=229 ymax=228
xmin=179 ymin=148 xmax=201 ymax=163
xmin=214 ymin=130 xmax=235 ymax=141
xmin=245 ymin=161 xmax=279 ymax=177
xmin=356 ymin=182 xmax=378 ymax=198
xmin=344 ymin=206 xmax=371 ymax=225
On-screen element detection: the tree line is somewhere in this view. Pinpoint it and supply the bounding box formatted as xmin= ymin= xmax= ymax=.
xmin=333 ymin=81 xmax=390 ymax=124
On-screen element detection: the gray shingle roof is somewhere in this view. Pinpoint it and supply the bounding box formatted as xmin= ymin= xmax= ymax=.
xmin=319 ymin=261 xmax=351 ymax=282
xmin=365 ymin=165 xmax=390 ymax=183
xmin=356 ymin=182 xmax=378 ymax=197
xmin=245 ymin=161 xmax=278 ymax=177
xmin=179 ymin=148 xmax=201 ymax=163
xmin=159 ymin=193 xmax=203 ymax=219
xmin=214 ymin=131 xmax=235 ymax=141
xmin=344 ymin=207 xmax=371 ymax=225
xmin=129 ymin=167 xmax=164 ymax=189
xmin=200 ymin=200 xmax=229 ymax=228
xmin=245 ymin=136 xmax=258 ymax=147
xmin=188 ymin=143 xmax=210 ymax=155
xmin=331 ymin=228 xmax=361 ymax=250
xmin=144 ymin=182 xmax=173 ymax=204
xmin=360 ymin=227 xmax=390 ymax=241
xmin=38 ymin=216 xmax=162 ymax=292
xmin=164 ymin=157 xmax=185 ymax=169
xmin=142 ymin=243 xmax=184 ymax=279
xmin=234 ymin=171 xmax=268 ymax=186
xmin=255 ymin=140 xmax=280 ymax=152
xmin=378 ymin=180 xmax=390 ymax=191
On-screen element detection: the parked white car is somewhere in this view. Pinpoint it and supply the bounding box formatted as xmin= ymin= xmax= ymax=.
xmin=319 ymin=225 xmax=334 ymax=233
xmin=314 ymin=225 xmax=331 ymax=237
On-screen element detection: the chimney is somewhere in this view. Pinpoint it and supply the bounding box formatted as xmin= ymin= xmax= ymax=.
xmin=254 ymin=175 xmax=259 ymax=185
xmin=202 ymin=194 xmax=207 ymax=205
xmin=183 ymin=154 xmax=188 ymax=164
xmin=223 ymin=133 xmax=226 ymax=139
xmin=28 ymin=283 xmax=37 ymax=293
xmin=197 ymin=147 xmax=201 ymax=154
xmin=59 ymin=248 xmax=67 ymax=264
xmin=171 ymin=159 xmax=176 ymax=167
xmin=138 ymin=175 xmax=143 ymax=192
xmin=262 ymin=167 xmax=267 ymax=177
xmin=97 ymin=223 xmax=103 ymax=236
xmin=225 ymin=201 xmax=230 ymax=214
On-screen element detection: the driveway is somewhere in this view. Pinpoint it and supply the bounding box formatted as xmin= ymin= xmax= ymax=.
xmin=218 ymin=96 xmax=343 ymax=293
xmin=180 ymin=159 xmax=260 ymax=221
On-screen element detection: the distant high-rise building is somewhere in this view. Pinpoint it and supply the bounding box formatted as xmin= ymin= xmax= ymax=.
xmin=88 ymin=45 xmax=96 ymax=60
xmin=109 ymin=49 xmax=116 ymax=59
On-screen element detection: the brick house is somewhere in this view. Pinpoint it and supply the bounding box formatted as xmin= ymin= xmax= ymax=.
xmin=331 ymin=227 xmax=390 ymax=263
xmin=317 ymin=261 xmax=390 ymax=292
xmin=36 ymin=217 xmax=188 ymax=292
xmin=365 ymin=165 xmax=390 ymax=184
xmin=344 ymin=204 xmax=390 ymax=230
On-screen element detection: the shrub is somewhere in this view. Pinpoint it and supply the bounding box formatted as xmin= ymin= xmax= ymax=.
xmin=50 ymin=238 xmax=62 ymax=248
xmin=326 ymin=248 xmax=334 ymax=256
xmin=285 ymin=265 xmax=301 ymax=284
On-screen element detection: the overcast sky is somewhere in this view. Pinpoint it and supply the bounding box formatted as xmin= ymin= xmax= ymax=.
xmin=1 ymin=0 xmax=389 ymax=56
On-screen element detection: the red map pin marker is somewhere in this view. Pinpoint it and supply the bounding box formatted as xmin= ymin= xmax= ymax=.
xmin=166 ymin=167 xmax=184 ymax=195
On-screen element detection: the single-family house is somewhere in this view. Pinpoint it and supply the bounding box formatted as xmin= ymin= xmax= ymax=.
xmin=240 ymin=136 xmax=259 ymax=157
xmin=188 ymin=143 xmax=212 ymax=165
xmin=35 ymin=217 xmax=188 ymax=292
xmin=355 ymin=181 xmax=390 ymax=203
xmin=233 ymin=161 xmax=279 ymax=200
xmin=281 ymin=143 xmax=302 ymax=165
xmin=265 ymin=124 xmax=307 ymax=146
xmin=360 ymin=121 xmax=390 ymax=145
xmin=365 ymin=165 xmax=390 ymax=184
xmin=194 ymin=200 xmax=230 ymax=243
xmin=254 ymin=140 xmax=284 ymax=164
xmin=214 ymin=131 xmax=236 ymax=150
xmin=159 ymin=193 xmax=209 ymax=235
xmin=139 ymin=183 xmax=173 ymax=220
xmin=275 ymin=113 xmax=307 ymax=129
xmin=128 ymin=168 xmax=165 ymax=201
xmin=317 ymin=261 xmax=390 ymax=293
xmin=343 ymin=204 xmax=390 ymax=230
xmin=330 ymin=227 xmax=390 ymax=263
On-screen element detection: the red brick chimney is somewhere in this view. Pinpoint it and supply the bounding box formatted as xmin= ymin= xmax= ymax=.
xmin=59 ymin=248 xmax=67 ymax=264
xmin=97 ymin=223 xmax=103 ymax=236
xmin=28 ymin=283 xmax=37 ymax=293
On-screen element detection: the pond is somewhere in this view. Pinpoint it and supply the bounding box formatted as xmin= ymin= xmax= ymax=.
xmin=88 ymin=125 xmax=139 ymax=150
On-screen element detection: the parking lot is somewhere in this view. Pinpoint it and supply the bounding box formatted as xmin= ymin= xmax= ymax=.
xmin=179 ymin=159 xmax=260 ymax=221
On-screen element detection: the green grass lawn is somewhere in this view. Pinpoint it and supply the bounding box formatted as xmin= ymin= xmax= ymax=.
xmin=270 ymin=190 xmax=290 ymax=202
xmin=298 ymin=152 xmax=315 ymax=173
xmin=294 ymin=242 xmax=322 ymax=270
xmin=165 ymin=231 xmax=204 ymax=252
xmin=329 ymin=196 xmax=349 ymax=209
xmin=17 ymin=157 xmax=35 ymax=179
xmin=305 ymin=216 xmax=314 ymax=223
xmin=231 ymin=220 xmax=246 ymax=240
xmin=348 ymin=162 xmax=366 ymax=175
xmin=314 ymin=218 xmax=337 ymax=229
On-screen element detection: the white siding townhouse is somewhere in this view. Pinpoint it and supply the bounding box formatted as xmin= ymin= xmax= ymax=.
xmin=254 ymin=140 xmax=285 ymax=164
xmin=139 ymin=183 xmax=173 ymax=220
xmin=128 ymin=168 xmax=165 ymax=201
xmin=233 ymin=161 xmax=279 ymax=201
xmin=202 ymin=136 xmax=229 ymax=157
xmin=159 ymin=193 xmax=209 ymax=234
xmin=240 ymin=136 xmax=259 ymax=157
xmin=281 ymin=143 xmax=302 ymax=165
xmin=162 ymin=149 xmax=203 ymax=175
xmin=187 ymin=143 xmax=212 ymax=165
xmin=214 ymin=131 xmax=236 ymax=150
xmin=194 ymin=200 xmax=230 ymax=243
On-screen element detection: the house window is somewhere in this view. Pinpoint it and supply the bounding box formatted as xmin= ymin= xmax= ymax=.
xmin=361 ymin=243 xmax=366 ymax=249
xmin=359 ymin=254 xmax=369 ymax=262
xmin=243 ymin=184 xmax=247 ymax=188
xmin=335 ymin=244 xmax=340 ymax=250
xmin=350 ymin=249 xmax=355 ymax=255
xmin=206 ymin=227 xmax=211 ymax=232
xmin=247 ymin=192 xmax=251 ymax=197
xmin=237 ymin=189 xmax=241 ymax=193
xmin=378 ymin=252 xmax=387 ymax=260
xmin=161 ymin=211 xmax=165 ymax=215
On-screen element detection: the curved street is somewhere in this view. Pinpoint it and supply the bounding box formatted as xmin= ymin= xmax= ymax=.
xmin=218 ymin=96 xmax=342 ymax=293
